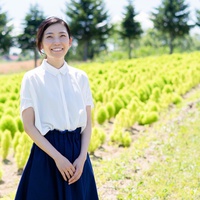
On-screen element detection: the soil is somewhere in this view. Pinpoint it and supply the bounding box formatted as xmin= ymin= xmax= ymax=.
xmin=0 ymin=60 xmax=40 ymax=74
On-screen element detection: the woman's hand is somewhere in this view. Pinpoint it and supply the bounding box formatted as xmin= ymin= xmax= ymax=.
xmin=68 ymin=156 xmax=86 ymax=185
xmin=54 ymin=155 xmax=76 ymax=181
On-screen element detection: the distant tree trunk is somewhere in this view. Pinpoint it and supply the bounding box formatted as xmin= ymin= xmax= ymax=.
xmin=83 ymin=41 xmax=88 ymax=61
xmin=128 ymin=38 xmax=133 ymax=59
xmin=169 ymin=33 xmax=174 ymax=54
xmin=34 ymin=48 xmax=38 ymax=68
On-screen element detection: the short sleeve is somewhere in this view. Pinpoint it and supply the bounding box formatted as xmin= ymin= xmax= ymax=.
xmin=82 ymin=73 xmax=94 ymax=108
xmin=20 ymin=74 xmax=34 ymax=119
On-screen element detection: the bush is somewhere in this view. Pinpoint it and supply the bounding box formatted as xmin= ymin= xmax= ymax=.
xmin=4 ymin=108 xmax=15 ymax=117
xmin=15 ymin=132 xmax=32 ymax=170
xmin=146 ymin=101 xmax=159 ymax=112
xmin=115 ymin=109 xmax=133 ymax=128
xmin=13 ymin=131 xmax=21 ymax=154
xmin=89 ymin=127 xmax=106 ymax=154
xmin=96 ymin=106 xmax=108 ymax=125
xmin=110 ymin=127 xmax=132 ymax=147
xmin=0 ymin=95 xmax=7 ymax=103
xmin=1 ymin=130 xmax=12 ymax=160
xmin=0 ymin=116 xmax=17 ymax=138
xmin=139 ymin=111 xmax=159 ymax=125
xmin=112 ymin=97 xmax=125 ymax=116
xmin=106 ymin=103 xmax=115 ymax=120
xmin=150 ymin=87 xmax=161 ymax=102
xmin=163 ymin=85 xmax=173 ymax=94
xmin=16 ymin=117 xmax=24 ymax=132
xmin=172 ymin=93 xmax=182 ymax=105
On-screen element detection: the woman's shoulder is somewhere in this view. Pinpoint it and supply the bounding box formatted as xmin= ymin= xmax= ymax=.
xmin=23 ymin=65 xmax=44 ymax=79
xmin=68 ymin=65 xmax=88 ymax=80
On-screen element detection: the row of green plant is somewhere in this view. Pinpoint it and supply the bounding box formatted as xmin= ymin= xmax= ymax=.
xmin=0 ymin=52 xmax=200 ymax=172
xmin=92 ymin=95 xmax=200 ymax=199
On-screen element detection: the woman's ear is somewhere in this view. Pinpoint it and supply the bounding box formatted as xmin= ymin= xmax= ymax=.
xmin=69 ymin=37 xmax=73 ymax=47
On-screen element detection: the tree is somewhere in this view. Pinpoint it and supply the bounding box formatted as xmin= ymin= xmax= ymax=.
xmin=17 ymin=4 xmax=45 ymax=67
xmin=196 ymin=10 xmax=200 ymax=27
xmin=65 ymin=0 xmax=111 ymax=61
xmin=120 ymin=0 xmax=143 ymax=59
xmin=0 ymin=6 xmax=13 ymax=55
xmin=151 ymin=0 xmax=191 ymax=54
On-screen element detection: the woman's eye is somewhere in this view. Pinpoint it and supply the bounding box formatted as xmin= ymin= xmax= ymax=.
xmin=61 ymin=35 xmax=67 ymax=37
xmin=46 ymin=36 xmax=52 ymax=38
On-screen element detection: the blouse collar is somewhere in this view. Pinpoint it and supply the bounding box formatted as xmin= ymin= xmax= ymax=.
xmin=42 ymin=59 xmax=69 ymax=76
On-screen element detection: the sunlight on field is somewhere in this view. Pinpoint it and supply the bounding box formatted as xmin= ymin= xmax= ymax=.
xmin=1 ymin=52 xmax=200 ymax=199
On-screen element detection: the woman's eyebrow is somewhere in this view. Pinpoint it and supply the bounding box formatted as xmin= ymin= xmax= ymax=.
xmin=45 ymin=31 xmax=67 ymax=35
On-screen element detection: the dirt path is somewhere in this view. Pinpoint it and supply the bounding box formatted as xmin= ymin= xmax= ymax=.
xmin=0 ymin=60 xmax=40 ymax=74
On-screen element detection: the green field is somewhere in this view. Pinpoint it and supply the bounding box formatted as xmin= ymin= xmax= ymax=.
xmin=1 ymin=52 xmax=200 ymax=199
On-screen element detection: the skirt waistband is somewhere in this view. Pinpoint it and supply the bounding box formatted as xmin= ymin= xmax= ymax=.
xmin=50 ymin=127 xmax=81 ymax=134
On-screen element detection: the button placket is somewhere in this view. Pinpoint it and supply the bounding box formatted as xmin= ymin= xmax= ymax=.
xmin=57 ymin=73 xmax=70 ymax=129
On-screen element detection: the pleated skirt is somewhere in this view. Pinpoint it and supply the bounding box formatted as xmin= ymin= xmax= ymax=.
xmin=14 ymin=128 xmax=99 ymax=200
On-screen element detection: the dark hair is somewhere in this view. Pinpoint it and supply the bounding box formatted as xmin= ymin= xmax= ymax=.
xmin=36 ymin=16 xmax=71 ymax=54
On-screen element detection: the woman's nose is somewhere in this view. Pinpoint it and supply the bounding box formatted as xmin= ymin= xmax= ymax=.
xmin=53 ymin=37 xmax=61 ymax=44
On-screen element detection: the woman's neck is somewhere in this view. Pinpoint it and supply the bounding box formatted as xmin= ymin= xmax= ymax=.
xmin=46 ymin=58 xmax=65 ymax=69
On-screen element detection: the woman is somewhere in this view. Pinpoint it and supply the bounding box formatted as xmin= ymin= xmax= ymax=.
xmin=15 ymin=16 xmax=99 ymax=200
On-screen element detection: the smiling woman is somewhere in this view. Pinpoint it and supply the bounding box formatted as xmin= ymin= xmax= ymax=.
xmin=14 ymin=16 xmax=99 ymax=200
xmin=39 ymin=23 xmax=72 ymax=68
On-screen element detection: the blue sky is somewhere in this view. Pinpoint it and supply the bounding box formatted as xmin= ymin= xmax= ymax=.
xmin=2 ymin=0 xmax=200 ymax=34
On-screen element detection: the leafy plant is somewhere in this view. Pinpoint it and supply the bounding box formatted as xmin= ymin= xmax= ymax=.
xmin=88 ymin=127 xmax=106 ymax=154
xmin=0 ymin=130 xmax=12 ymax=160
xmin=15 ymin=132 xmax=32 ymax=171
xmin=0 ymin=116 xmax=17 ymax=138
xmin=96 ymin=106 xmax=108 ymax=125
xmin=110 ymin=127 xmax=132 ymax=147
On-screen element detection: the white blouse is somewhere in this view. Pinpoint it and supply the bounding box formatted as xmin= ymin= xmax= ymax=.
xmin=20 ymin=59 xmax=93 ymax=135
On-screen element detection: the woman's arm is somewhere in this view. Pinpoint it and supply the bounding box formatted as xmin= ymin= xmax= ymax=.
xmin=22 ymin=107 xmax=75 ymax=181
xmin=68 ymin=106 xmax=92 ymax=184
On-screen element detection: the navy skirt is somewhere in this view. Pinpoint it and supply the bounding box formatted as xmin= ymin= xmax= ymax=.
xmin=15 ymin=128 xmax=99 ymax=200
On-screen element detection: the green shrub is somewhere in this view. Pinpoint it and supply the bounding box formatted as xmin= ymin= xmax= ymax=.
xmin=1 ymin=130 xmax=12 ymax=160
xmin=117 ymin=81 xmax=125 ymax=90
xmin=15 ymin=132 xmax=32 ymax=170
xmin=10 ymin=94 xmax=18 ymax=101
xmin=106 ymin=102 xmax=115 ymax=120
xmin=110 ymin=127 xmax=132 ymax=147
xmin=0 ymin=95 xmax=7 ymax=103
xmin=13 ymin=131 xmax=21 ymax=154
xmin=146 ymin=101 xmax=159 ymax=112
xmin=115 ymin=109 xmax=134 ymax=128
xmin=16 ymin=117 xmax=24 ymax=132
xmin=139 ymin=111 xmax=159 ymax=125
xmin=4 ymin=108 xmax=15 ymax=117
xmin=0 ymin=116 xmax=17 ymax=138
xmin=172 ymin=93 xmax=182 ymax=105
xmin=0 ymin=103 xmax=3 ymax=113
xmin=96 ymin=106 xmax=108 ymax=125
xmin=150 ymin=87 xmax=161 ymax=102
xmin=121 ymin=131 xmax=132 ymax=147
xmin=163 ymin=85 xmax=173 ymax=94
xmin=95 ymin=91 xmax=103 ymax=102
xmin=112 ymin=97 xmax=125 ymax=116
xmin=88 ymin=127 xmax=106 ymax=154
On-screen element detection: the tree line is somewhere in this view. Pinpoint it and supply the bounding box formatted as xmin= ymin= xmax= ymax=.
xmin=0 ymin=0 xmax=200 ymax=66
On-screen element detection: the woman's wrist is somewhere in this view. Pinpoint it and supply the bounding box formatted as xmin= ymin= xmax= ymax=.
xmin=78 ymin=153 xmax=87 ymax=162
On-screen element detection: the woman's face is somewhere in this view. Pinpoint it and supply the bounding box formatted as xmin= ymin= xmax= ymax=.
xmin=41 ymin=23 xmax=72 ymax=63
